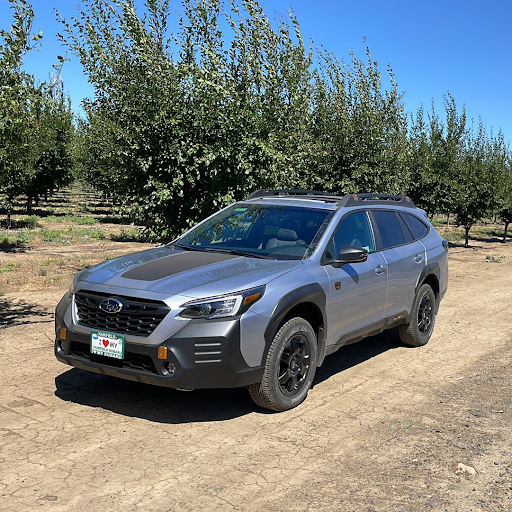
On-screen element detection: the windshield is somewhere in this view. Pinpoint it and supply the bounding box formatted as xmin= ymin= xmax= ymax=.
xmin=175 ymin=204 xmax=332 ymax=260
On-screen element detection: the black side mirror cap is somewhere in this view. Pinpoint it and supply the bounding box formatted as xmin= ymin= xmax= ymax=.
xmin=328 ymin=245 xmax=368 ymax=267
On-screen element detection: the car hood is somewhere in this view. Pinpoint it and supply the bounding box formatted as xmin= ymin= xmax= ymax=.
xmin=77 ymin=246 xmax=303 ymax=298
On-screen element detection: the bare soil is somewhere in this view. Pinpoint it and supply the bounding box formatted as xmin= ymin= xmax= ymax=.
xmin=1 ymin=234 xmax=512 ymax=511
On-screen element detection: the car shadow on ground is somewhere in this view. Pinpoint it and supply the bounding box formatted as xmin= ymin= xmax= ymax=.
xmin=54 ymin=330 xmax=404 ymax=424
xmin=313 ymin=328 xmax=403 ymax=387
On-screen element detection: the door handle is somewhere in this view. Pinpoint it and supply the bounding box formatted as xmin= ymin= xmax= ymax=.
xmin=414 ymin=253 xmax=423 ymax=263
xmin=375 ymin=264 xmax=387 ymax=275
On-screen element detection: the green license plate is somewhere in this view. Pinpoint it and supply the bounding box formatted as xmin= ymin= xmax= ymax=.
xmin=90 ymin=331 xmax=125 ymax=359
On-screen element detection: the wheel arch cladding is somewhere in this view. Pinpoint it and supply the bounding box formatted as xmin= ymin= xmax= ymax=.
xmin=418 ymin=263 xmax=440 ymax=313
xmin=263 ymin=283 xmax=326 ymax=363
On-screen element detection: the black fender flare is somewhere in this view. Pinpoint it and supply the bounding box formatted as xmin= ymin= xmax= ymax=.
xmin=417 ymin=262 xmax=441 ymax=313
xmin=263 ymin=283 xmax=327 ymax=367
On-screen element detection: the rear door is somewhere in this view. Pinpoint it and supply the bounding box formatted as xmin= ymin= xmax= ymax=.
xmin=369 ymin=209 xmax=426 ymax=319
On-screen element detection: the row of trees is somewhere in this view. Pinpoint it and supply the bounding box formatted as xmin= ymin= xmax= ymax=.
xmin=0 ymin=0 xmax=74 ymax=227
xmin=1 ymin=0 xmax=511 ymax=246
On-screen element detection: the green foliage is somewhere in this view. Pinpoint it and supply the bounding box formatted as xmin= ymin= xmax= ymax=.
xmin=453 ymin=120 xmax=502 ymax=246
xmin=60 ymin=0 xmax=409 ymax=240
xmin=26 ymin=214 xmax=39 ymax=228
xmin=313 ymin=46 xmax=409 ymax=194
xmin=0 ymin=0 xmax=43 ymax=218
xmin=1 ymin=0 xmax=509 ymax=243
xmin=0 ymin=0 xmax=75 ymax=222
xmin=408 ymin=94 xmax=466 ymax=218
xmin=26 ymin=82 xmax=75 ymax=212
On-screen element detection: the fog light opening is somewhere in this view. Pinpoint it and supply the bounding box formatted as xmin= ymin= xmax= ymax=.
xmin=166 ymin=362 xmax=177 ymax=376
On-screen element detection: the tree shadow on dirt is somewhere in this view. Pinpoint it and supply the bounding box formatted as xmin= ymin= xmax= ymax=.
xmin=0 ymin=243 xmax=28 ymax=253
xmin=0 ymin=297 xmax=53 ymax=327
xmin=54 ymin=330 xmax=402 ymax=423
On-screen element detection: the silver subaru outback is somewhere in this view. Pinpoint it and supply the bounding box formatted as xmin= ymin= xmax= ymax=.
xmin=55 ymin=191 xmax=448 ymax=411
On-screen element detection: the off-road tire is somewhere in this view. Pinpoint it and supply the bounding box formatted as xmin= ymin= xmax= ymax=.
xmin=398 ymin=283 xmax=436 ymax=347
xmin=248 ymin=317 xmax=317 ymax=412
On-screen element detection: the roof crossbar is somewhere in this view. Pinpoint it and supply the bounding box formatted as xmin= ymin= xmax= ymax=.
xmin=337 ymin=193 xmax=415 ymax=208
xmin=244 ymin=189 xmax=337 ymax=200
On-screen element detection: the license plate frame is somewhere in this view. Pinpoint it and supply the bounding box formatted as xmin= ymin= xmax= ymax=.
xmin=90 ymin=331 xmax=125 ymax=359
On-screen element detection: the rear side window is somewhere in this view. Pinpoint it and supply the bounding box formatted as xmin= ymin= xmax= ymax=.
xmin=401 ymin=213 xmax=430 ymax=240
xmin=371 ymin=210 xmax=407 ymax=250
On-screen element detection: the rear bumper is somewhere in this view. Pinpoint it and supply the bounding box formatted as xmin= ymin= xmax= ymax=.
xmin=55 ymin=308 xmax=264 ymax=390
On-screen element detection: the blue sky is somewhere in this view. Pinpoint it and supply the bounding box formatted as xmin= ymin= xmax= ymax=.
xmin=2 ymin=0 xmax=512 ymax=145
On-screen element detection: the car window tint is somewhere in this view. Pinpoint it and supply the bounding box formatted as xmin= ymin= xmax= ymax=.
xmin=325 ymin=239 xmax=335 ymax=260
xmin=398 ymin=214 xmax=414 ymax=243
xmin=371 ymin=210 xmax=406 ymax=250
xmin=401 ymin=213 xmax=429 ymax=240
xmin=328 ymin=211 xmax=375 ymax=259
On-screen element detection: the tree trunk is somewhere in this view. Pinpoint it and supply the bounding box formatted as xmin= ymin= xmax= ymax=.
xmin=27 ymin=194 xmax=33 ymax=216
xmin=465 ymin=225 xmax=470 ymax=247
xmin=6 ymin=210 xmax=11 ymax=230
xmin=446 ymin=212 xmax=450 ymax=228
xmin=504 ymin=222 xmax=509 ymax=243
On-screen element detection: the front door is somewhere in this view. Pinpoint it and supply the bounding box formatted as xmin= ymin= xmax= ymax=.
xmin=322 ymin=211 xmax=387 ymax=346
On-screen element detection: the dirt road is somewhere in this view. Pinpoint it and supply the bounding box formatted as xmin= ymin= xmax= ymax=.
xmin=1 ymin=238 xmax=511 ymax=511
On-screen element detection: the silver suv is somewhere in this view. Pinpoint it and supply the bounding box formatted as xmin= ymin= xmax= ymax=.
xmin=55 ymin=191 xmax=448 ymax=411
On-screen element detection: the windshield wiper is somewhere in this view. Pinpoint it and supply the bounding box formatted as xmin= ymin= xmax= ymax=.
xmin=172 ymin=243 xmax=202 ymax=251
xmin=197 ymin=247 xmax=271 ymax=259
xmin=174 ymin=244 xmax=270 ymax=259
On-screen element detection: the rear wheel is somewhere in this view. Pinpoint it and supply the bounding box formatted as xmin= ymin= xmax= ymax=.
xmin=249 ymin=317 xmax=317 ymax=412
xmin=399 ymin=283 xmax=436 ymax=347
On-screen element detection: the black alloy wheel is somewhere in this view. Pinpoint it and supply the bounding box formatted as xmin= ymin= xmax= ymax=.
xmin=248 ymin=317 xmax=318 ymax=411
xmin=398 ymin=283 xmax=436 ymax=347
xmin=278 ymin=332 xmax=311 ymax=397
xmin=417 ymin=292 xmax=433 ymax=335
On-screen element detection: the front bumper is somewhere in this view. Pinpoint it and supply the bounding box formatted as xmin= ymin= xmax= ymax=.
xmin=55 ymin=300 xmax=264 ymax=390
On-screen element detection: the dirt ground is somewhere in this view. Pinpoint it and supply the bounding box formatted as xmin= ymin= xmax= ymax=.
xmin=1 ymin=235 xmax=511 ymax=511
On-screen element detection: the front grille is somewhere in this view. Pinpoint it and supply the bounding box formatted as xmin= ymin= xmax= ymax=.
xmin=75 ymin=291 xmax=170 ymax=336
xmin=71 ymin=341 xmax=158 ymax=374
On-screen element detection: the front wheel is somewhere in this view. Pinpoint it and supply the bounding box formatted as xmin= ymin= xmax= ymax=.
xmin=398 ymin=283 xmax=436 ymax=347
xmin=248 ymin=317 xmax=317 ymax=412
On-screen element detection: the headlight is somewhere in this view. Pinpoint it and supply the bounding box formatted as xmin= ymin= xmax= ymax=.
xmin=179 ymin=286 xmax=265 ymax=319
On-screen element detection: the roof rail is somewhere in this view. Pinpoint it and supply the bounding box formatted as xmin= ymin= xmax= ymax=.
xmin=243 ymin=190 xmax=416 ymax=208
xmin=337 ymin=193 xmax=415 ymax=208
xmin=244 ymin=189 xmax=337 ymax=200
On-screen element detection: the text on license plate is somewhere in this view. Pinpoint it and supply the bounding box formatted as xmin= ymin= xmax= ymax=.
xmin=91 ymin=331 xmax=125 ymax=359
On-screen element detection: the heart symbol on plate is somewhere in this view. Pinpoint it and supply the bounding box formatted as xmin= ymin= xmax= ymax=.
xmin=102 ymin=339 xmax=109 ymax=347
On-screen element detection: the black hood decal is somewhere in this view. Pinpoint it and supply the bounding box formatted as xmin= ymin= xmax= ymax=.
xmin=121 ymin=251 xmax=238 ymax=281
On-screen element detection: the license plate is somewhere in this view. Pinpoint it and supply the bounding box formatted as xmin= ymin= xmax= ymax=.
xmin=91 ymin=331 xmax=125 ymax=359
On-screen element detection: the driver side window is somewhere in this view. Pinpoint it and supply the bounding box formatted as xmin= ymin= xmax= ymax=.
xmin=325 ymin=211 xmax=375 ymax=260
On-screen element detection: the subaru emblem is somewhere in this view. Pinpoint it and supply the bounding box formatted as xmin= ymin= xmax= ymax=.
xmin=99 ymin=298 xmax=123 ymax=314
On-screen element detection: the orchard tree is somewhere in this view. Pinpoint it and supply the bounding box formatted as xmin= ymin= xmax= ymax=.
xmin=312 ymin=45 xmax=409 ymax=195
xmin=26 ymin=80 xmax=74 ymax=213
xmin=0 ymin=0 xmax=43 ymax=227
xmin=408 ymin=94 xmax=466 ymax=219
xmin=453 ymin=120 xmax=500 ymax=247
xmin=490 ymin=132 xmax=512 ymax=241
xmin=59 ymin=0 xmax=412 ymax=240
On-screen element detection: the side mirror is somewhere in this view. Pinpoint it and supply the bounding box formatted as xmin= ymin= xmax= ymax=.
xmin=329 ymin=245 xmax=368 ymax=267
